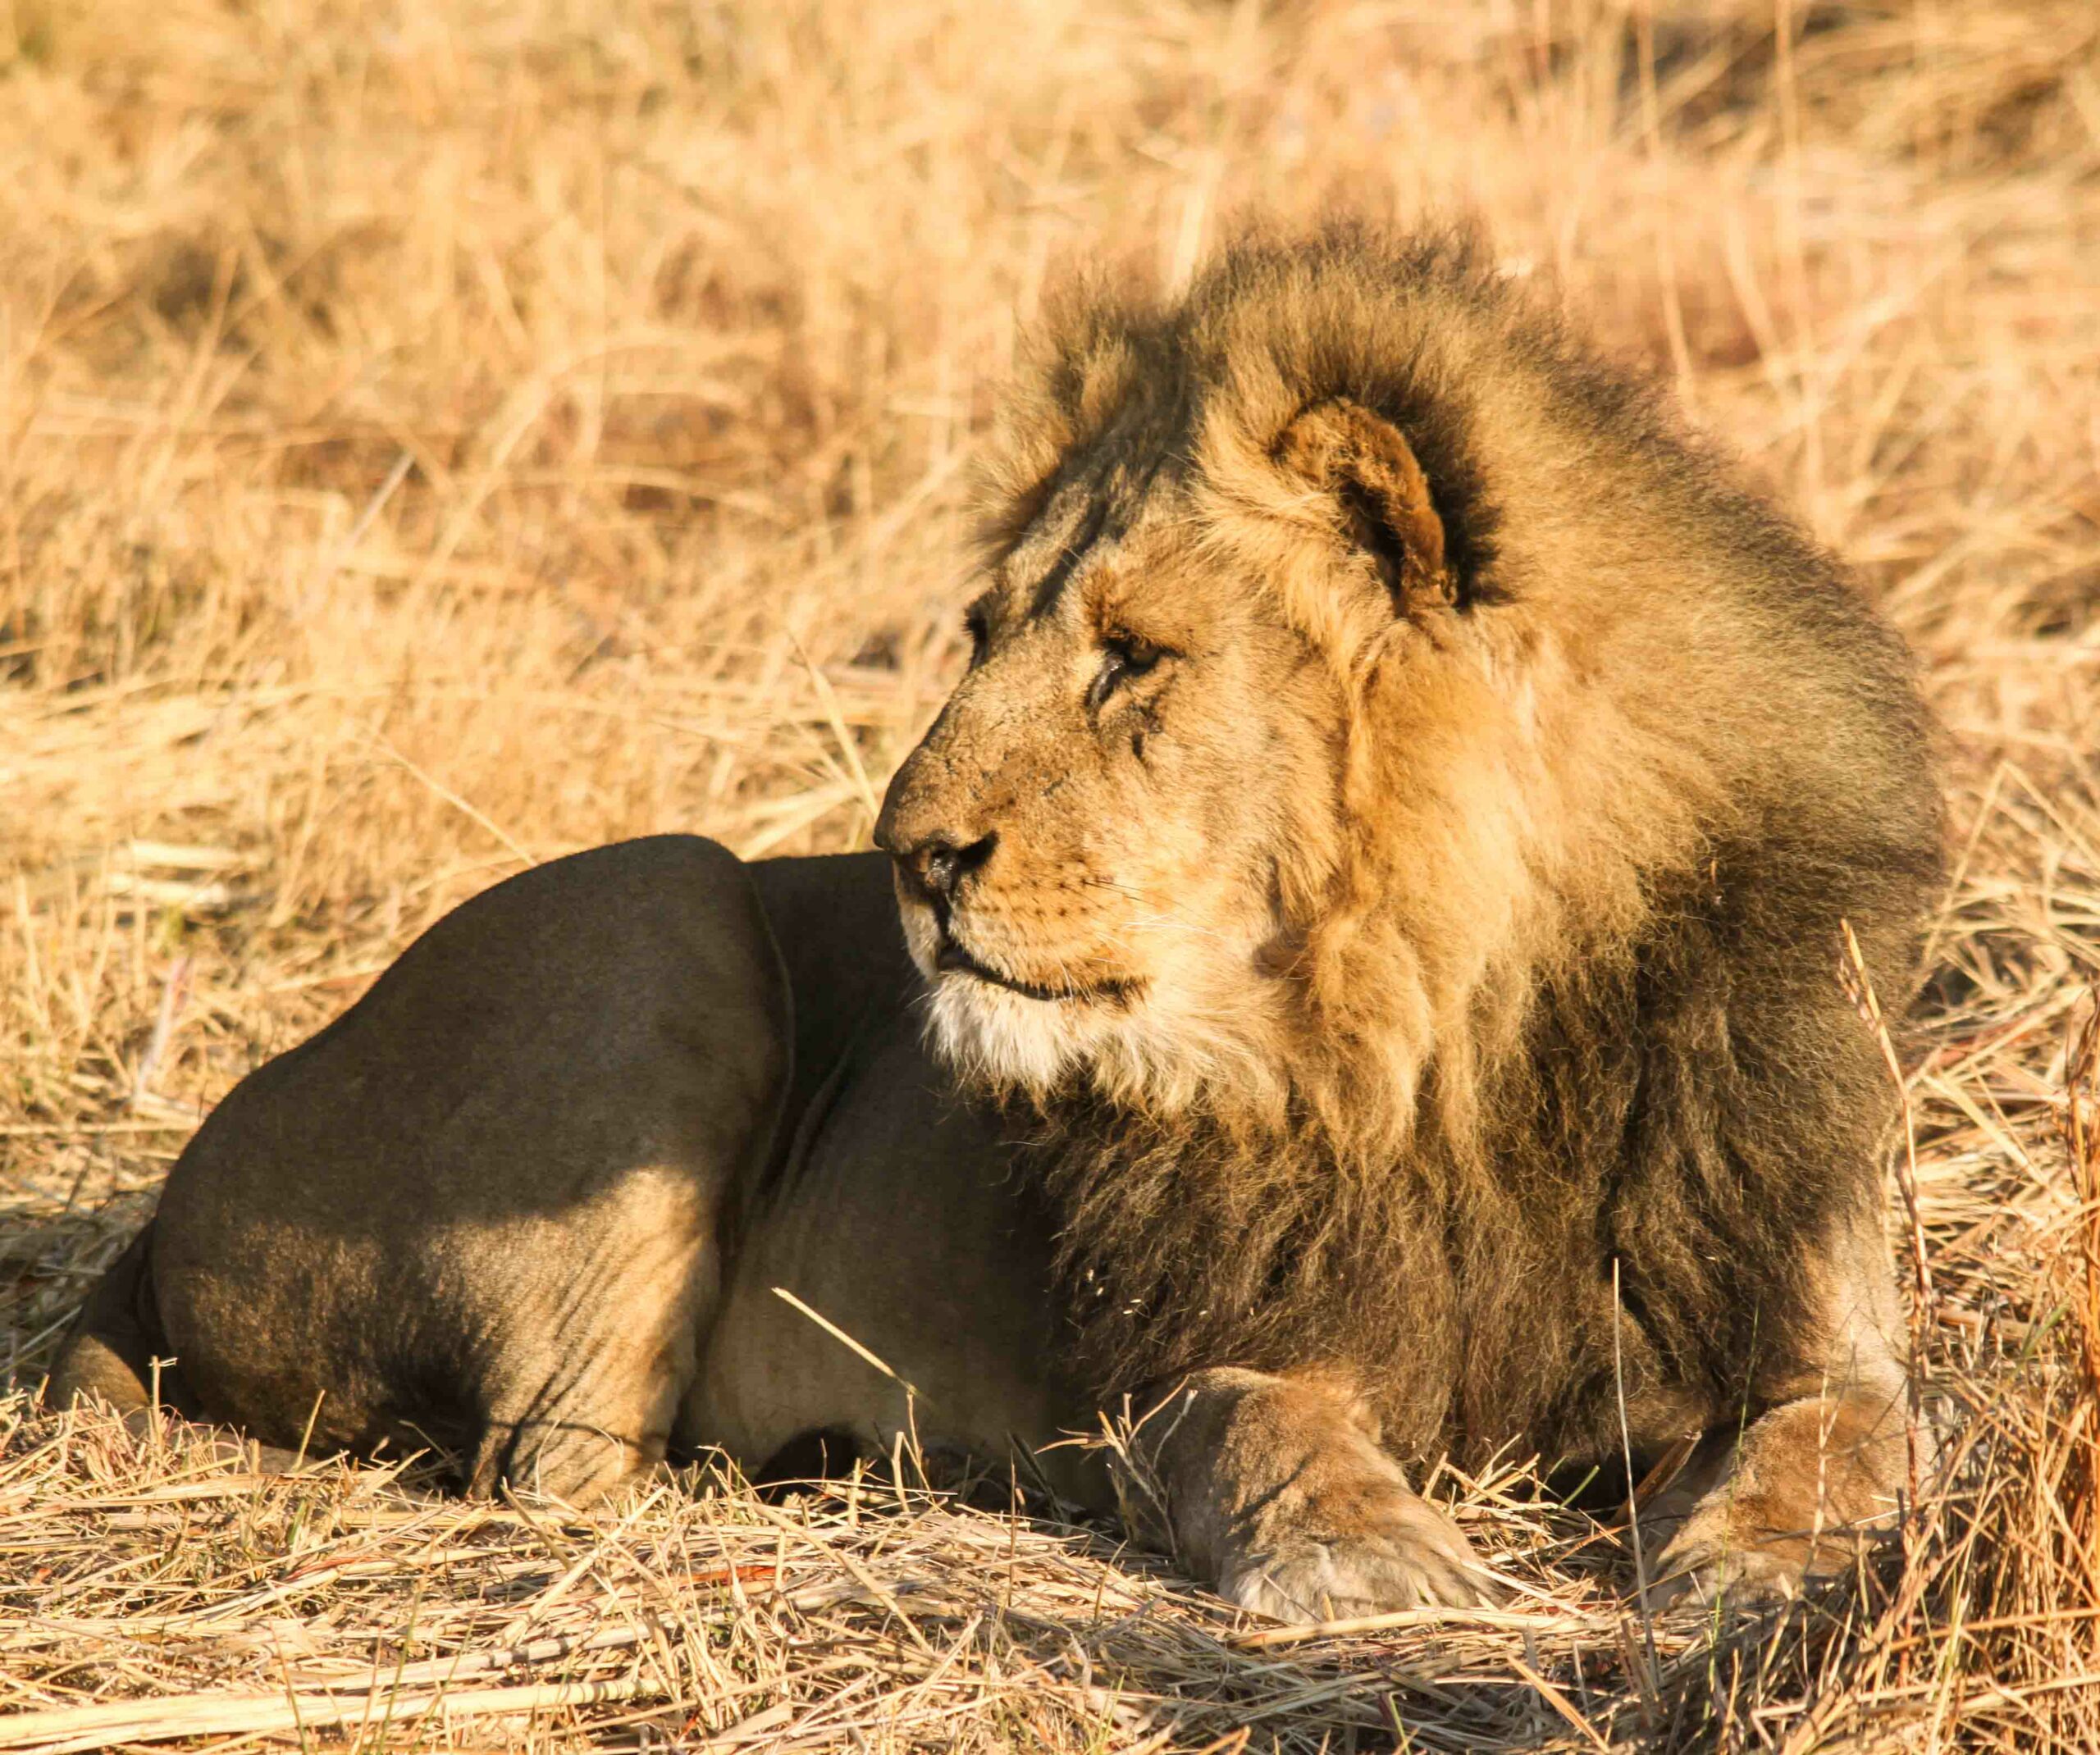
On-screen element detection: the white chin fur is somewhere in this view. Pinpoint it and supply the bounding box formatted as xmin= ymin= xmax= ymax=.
xmin=924 ymin=973 xmax=1094 ymax=1094
xmin=921 ymin=960 xmax=1292 ymax=1123
xmin=898 ymin=894 xmax=1290 ymax=1116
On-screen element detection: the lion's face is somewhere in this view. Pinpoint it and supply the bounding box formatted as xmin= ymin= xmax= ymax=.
xmin=874 ymin=475 xmax=1353 ymax=1108
xmin=869 ymin=378 xmax=1472 ymax=1116
xmin=870 ymin=264 xmax=1641 ymax=1132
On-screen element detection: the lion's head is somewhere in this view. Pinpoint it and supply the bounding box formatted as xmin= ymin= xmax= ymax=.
xmin=874 ymin=230 xmax=1939 ymax=1184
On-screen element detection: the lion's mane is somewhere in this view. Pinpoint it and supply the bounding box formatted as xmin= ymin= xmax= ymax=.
xmin=984 ymin=230 xmax=1944 ymax=1464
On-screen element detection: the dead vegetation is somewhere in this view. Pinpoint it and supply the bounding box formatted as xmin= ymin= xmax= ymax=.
xmin=2 ymin=0 xmax=2097 ymax=1747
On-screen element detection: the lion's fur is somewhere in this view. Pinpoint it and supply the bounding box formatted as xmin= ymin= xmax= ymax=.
xmin=888 ymin=226 xmax=1945 ymax=1464
xmin=52 ymin=227 xmax=1942 ymax=1612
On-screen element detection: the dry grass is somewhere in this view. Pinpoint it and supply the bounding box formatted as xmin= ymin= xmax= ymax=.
xmin=1 ymin=0 xmax=2097 ymax=1747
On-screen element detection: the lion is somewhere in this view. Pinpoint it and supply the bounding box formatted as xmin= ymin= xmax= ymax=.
xmin=50 ymin=227 xmax=1944 ymax=1620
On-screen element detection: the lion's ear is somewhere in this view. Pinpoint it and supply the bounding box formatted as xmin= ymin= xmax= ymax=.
xmin=1275 ymin=399 xmax=1454 ymax=614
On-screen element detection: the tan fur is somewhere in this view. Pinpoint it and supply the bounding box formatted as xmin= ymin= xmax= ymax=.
xmin=877 ymin=226 xmax=1944 ymax=1605
xmin=52 ymin=227 xmax=1942 ymax=1621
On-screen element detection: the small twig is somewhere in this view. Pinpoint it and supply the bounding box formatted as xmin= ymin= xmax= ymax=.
xmin=1611 ymin=1257 xmax=1661 ymax=1698
xmin=770 ymin=1288 xmax=918 ymax=1398
xmin=771 ymin=1284 xmax=929 ymax=1470
xmin=0 ymin=1675 xmax=648 ymax=1754
xmin=130 ymin=955 xmax=192 ymax=1113
xmin=789 ymin=632 xmax=883 ymax=841
xmin=1841 ymin=918 xmax=1936 ymax=1524
xmin=363 ymin=731 xmax=532 ymax=865
xmin=1234 ymin=1606 xmax=1588 ymax=1648
xmin=1507 ymin=1652 xmax=1614 ymax=1754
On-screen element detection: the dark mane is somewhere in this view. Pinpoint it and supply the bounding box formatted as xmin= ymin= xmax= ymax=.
xmin=1009 ymin=227 xmax=1947 ymax=1466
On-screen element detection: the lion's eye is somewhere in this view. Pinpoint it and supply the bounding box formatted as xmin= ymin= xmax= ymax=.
xmin=1088 ymin=633 xmax=1163 ymax=710
xmin=963 ymin=609 xmax=990 ymax=670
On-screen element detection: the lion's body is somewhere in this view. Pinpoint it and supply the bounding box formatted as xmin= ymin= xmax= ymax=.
xmin=55 ymin=842 xmax=1102 ymax=1506
xmin=53 ymin=230 xmax=1943 ymax=1617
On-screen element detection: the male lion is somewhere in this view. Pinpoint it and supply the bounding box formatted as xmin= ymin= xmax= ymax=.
xmin=52 ymin=229 xmax=1943 ymax=1618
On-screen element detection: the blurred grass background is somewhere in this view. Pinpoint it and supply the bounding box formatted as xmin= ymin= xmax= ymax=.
xmin=2 ymin=2 xmax=2098 ymax=1748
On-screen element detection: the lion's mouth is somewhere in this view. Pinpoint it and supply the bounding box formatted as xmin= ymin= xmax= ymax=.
xmin=934 ymin=937 xmax=1138 ymax=1006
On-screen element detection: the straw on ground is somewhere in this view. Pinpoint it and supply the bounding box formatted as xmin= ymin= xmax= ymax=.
xmin=3 ymin=0 xmax=2097 ymax=1748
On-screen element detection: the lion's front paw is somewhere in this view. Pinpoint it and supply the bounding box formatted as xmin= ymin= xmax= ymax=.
xmin=1222 ymin=1493 xmax=1495 ymax=1623
xmin=1648 ymin=1534 xmax=1805 ymax=1610
xmin=1647 ymin=1489 xmax=1871 ymax=1611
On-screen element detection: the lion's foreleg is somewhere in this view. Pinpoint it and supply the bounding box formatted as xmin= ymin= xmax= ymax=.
xmin=1647 ymin=1362 xmax=1911 ymax=1607
xmin=1116 ymin=1367 xmax=1495 ymax=1624
xmin=1647 ymin=1210 xmax=1915 ymax=1606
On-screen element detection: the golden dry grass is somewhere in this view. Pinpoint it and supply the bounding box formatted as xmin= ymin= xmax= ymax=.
xmin=2 ymin=0 xmax=2098 ymax=1748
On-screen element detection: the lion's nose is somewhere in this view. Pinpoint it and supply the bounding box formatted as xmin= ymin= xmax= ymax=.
xmin=898 ymin=832 xmax=998 ymax=904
